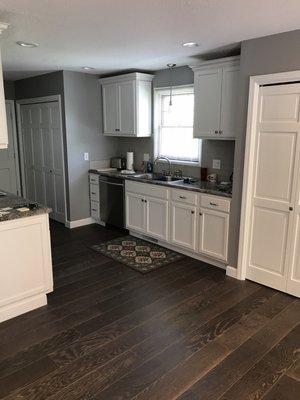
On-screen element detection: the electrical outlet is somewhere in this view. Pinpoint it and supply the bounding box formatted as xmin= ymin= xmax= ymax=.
xmin=143 ymin=153 xmax=150 ymax=162
xmin=213 ymin=159 xmax=221 ymax=169
xmin=84 ymin=152 xmax=89 ymax=161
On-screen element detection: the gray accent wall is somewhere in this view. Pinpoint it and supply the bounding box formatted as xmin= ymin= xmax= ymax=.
xmin=116 ymin=66 xmax=235 ymax=182
xmin=4 ymin=81 xmax=15 ymax=100
xmin=228 ymin=29 xmax=300 ymax=268
xmin=63 ymin=71 xmax=118 ymax=221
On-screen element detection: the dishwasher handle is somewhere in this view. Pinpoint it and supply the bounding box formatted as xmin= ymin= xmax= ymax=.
xmin=99 ymin=180 xmax=124 ymax=187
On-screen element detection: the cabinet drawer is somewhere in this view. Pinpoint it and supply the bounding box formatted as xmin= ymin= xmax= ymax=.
xmin=200 ymin=194 xmax=230 ymax=213
xmin=90 ymin=201 xmax=100 ymax=220
xmin=125 ymin=180 xmax=169 ymax=200
xmin=89 ymin=174 xmax=99 ymax=184
xmin=90 ymin=184 xmax=99 ymax=202
xmin=171 ymin=189 xmax=197 ymax=205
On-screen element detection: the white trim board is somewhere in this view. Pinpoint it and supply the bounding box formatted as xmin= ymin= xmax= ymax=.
xmin=226 ymin=266 xmax=238 ymax=279
xmin=65 ymin=217 xmax=95 ymax=229
xmin=237 ymin=69 xmax=300 ymax=281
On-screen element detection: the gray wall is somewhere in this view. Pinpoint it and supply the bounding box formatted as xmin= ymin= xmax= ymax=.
xmin=4 ymin=81 xmax=15 ymax=99
xmin=63 ymin=71 xmax=118 ymax=221
xmin=228 ymin=29 xmax=300 ymax=268
xmin=116 ymin=66 xmax=235 ymax=182
xmin=14 ymin=71 xmax=64 ymax=100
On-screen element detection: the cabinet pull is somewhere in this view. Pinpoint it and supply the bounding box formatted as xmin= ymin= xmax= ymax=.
xmin=191 ymin=210 xmax=195 ymax=214
xmin=144 ymin=200 xmax=147 ymax=203
xmin=91 ymin=192 xmax=96 ymax=195
xmin=92 ymin=208 xmax=97 ymax=211
xmin=210 ymin=202 xmax=218 ymax=206
xmin=199 ymin=212 xmax=203 ymax=216
xmin=219 ymin=130 xmax=222 ymax=134
xmin=115 ymin=128 xmax=120 ymax=132
xmin=141 ymin=199 xmax=144 ymax=202
xmin=179 ymin=195 xmax=186 ymax=199
xmin=289 ymin=206 xmax=293 ymax=211
xmin=214 ymin=130 xmax=218 ymax=134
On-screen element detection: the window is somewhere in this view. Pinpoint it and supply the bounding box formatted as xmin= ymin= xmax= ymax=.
xmin=154 ymin=85 xmax=201 ymax=164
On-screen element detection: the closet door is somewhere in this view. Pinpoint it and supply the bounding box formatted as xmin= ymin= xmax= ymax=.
xmin=246 ymin=84 xmax=300 ymax=292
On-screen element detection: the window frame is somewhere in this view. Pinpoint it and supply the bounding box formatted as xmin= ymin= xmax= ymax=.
xmin=154 ymin=85 xmax=201 ymax=166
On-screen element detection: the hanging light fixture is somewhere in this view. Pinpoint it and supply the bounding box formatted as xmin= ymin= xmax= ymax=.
xmin=167 ymin=63 xmax=176 ymax=107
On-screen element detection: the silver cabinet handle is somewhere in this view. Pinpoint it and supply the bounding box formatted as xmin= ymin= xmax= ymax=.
xmin=179 ymin=195 xmax=186 ymax=199
xmin=210 ymin=202 xmax=218 ymax=206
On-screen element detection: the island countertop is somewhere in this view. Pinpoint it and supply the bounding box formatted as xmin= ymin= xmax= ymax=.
xmin=0 ymin=190 xmax=51 ymax=222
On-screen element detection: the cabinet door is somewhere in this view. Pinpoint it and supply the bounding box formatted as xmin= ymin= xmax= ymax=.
xmin=102 ymin=83 xmax=117 ymax=134
xmin=0 ymin=51 xmax=8 ymax=149
xmin=117 ymin=80 xmax=136 ymax=135
xmin=198 ymin=208 xmax=229 ymax=261
xmin=146 ymin=196 xmax=169 ymax=241
xmin=193 ymin=68 xmax=222 ymax=138
xmin=171 ymin=202 xmax=197 ymax=250
xmin=219 ymin=66 xmax=239 ymax=138
xmin=126 ymin=192 xmax=145 ymax=232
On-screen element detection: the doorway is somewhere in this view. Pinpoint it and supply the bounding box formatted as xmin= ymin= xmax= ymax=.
xmin=17 ymin=96 xmax=67 ymax=223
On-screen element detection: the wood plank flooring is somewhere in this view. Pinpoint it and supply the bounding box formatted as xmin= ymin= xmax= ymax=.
xmin=0 ymin=221 xmax=299 ymax=400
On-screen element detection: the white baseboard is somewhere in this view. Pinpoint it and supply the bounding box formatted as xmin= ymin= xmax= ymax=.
xmin=226 ymin=265 xmax=238 ymax=279
xmin=0 ymin=293 xmax=47 ymax=323
xmin=65 ymin=217 xmax=95 ymax=229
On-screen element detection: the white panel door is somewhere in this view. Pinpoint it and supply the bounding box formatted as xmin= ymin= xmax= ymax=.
xmin=117 ymin=81 xmax=135 ymax=135
xmin=246 ymin=84 xmax=300 ymax=292
xmin=219 ymin=66 xmax=239 ymax=138
xmin=193 ymin=68 xmax=222 ymax=138
xmin=0 ymin=102 xmax=18 ymax=194
xmin=20 ymin=101 xmax=66 ymax=223
xmin=126 ymin=192 xmax=145 ymax=233
xmin=171 ymin=202 xmax=197 ymax=250
xmin=145 ymin=196 xmax=168 ymax=241
xmin=102 ymin=83 xmax=117 ymax=134
xmin=198 ymin=208 xmax=229 ymax=261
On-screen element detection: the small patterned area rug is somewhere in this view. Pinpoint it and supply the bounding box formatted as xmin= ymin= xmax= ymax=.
xmin=91 ymin=235 xmax=184 ymax=273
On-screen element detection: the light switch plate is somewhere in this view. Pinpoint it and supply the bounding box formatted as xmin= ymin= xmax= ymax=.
xmin=213 ymin=159 xmax=221 ymax=169
xmin=84 ymin=152 xmax=89 ymax=161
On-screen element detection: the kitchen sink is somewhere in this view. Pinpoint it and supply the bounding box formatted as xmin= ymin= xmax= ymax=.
xmin=133 ymin=173 xmax=183 ymax=183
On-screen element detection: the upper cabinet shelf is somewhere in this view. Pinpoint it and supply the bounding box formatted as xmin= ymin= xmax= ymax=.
xmin=99 ymin=72 xmax=154 ymax=137
xmin=191 ymin=56 xmax=240 ymax=140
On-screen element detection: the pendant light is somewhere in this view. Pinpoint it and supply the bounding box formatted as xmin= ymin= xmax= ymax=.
xmin=167 ymin=63 xmax=176 ymax=107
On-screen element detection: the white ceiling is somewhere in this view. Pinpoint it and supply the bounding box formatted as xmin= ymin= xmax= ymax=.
xmin=0 ymin=0 xmax=300 ymax=80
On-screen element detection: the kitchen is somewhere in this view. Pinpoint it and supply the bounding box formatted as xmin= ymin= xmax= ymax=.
xmin=0 ymin=1 xmax=299 ymax=399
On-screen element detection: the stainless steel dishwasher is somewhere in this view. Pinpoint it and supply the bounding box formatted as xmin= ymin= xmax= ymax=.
xmin=99 ymin=175 xmax=124 ymax=228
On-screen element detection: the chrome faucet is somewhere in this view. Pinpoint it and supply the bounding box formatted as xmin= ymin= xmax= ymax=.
xmin=154 ymin=156 xmax=172 ymax=176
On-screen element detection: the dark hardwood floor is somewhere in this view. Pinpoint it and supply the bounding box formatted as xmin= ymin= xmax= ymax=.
xmin=0 ymin=221 xmax=299 ymax=399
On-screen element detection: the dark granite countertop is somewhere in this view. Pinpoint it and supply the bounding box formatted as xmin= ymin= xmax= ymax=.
xmin=89 ymin=170 xmax=232 ymax=198
xmin=0 ymin=190 xmax=51 ymax=222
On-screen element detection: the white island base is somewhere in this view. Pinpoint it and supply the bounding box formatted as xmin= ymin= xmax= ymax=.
xmin=0 ymin=213 xmax=53 ymax=323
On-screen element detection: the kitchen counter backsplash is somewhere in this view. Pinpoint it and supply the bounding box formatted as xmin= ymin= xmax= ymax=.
xmin=0 ymin=190 xmax=51 ymax=222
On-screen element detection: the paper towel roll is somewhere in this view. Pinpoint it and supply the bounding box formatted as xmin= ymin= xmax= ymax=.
xmin=126 ymin=152 xmax=134 ymax=171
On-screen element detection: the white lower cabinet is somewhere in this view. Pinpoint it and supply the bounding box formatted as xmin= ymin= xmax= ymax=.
xmin=126 ymin=192 xmax=145 ymax=232
xmin=146 ymin=196 xmax=169 ymax=241
xmin=198 ymin=208 xmax=229 ymax=261
xmin=171 ymin=202 xmax=197 ymax=250
xmin=125 ymin=181 xmax=231 ymax=265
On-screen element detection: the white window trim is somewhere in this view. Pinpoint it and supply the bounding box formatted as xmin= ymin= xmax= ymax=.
xmin=154 ymin=85 xmax=202 ymax=166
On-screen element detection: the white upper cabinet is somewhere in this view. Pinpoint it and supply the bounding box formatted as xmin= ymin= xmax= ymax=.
xmin=0 ymin=23 xmax=9 ymax=149
xmin=100 ymin=73 xmax=153 ymax=137
xmin=191 ymin=57 xmax=240 ymax=140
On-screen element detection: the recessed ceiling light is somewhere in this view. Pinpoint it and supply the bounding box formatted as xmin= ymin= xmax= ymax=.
xmin=182 ymin=42 xmax=199 ymax=48
xmin=16 ymin=41 xmax=39 ymax=48
xmin=82 ymin=66 xmax=95 ymax=70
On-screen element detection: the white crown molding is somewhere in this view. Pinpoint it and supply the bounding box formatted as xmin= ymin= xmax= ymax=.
xmin=190 ymin=55 xmax=240 ymax=71
xmin=0 ymin=22 xmax=9 ymax=35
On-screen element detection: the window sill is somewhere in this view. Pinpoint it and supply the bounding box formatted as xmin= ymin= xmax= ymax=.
xmin=155 ymin=159 xmax=201 ymax=167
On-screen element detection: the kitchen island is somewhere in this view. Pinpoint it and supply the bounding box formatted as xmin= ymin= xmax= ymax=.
xmin=0 ymin=191 xmax=53 ymax=322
